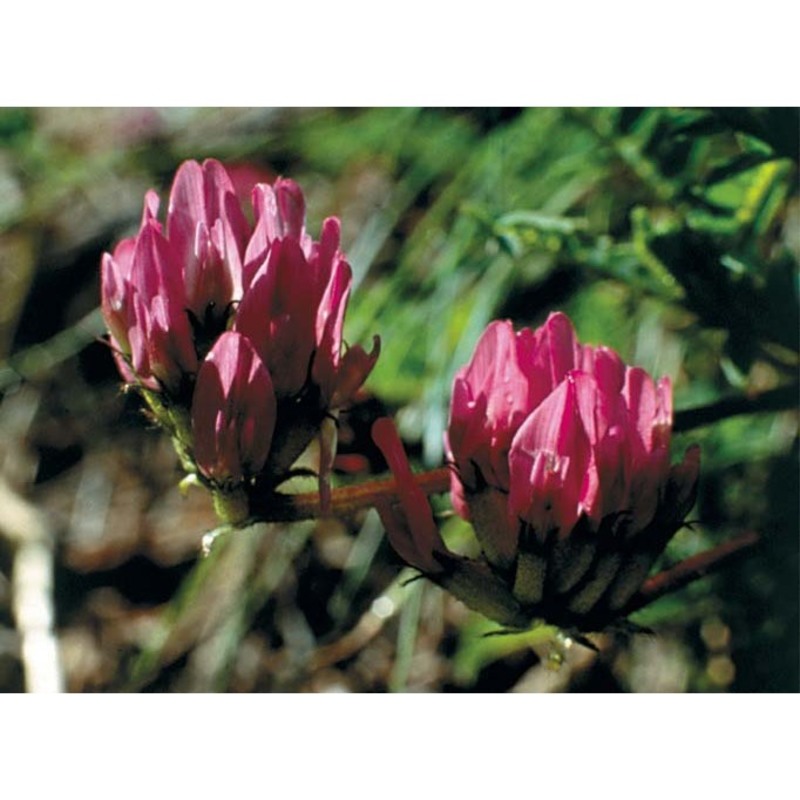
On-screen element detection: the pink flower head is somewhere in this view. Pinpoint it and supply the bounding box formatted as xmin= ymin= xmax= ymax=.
xmin=236 ymin=187 xmax=378 ymax=405
xmin=447 ymin=313 xmax=695 ymax=536
xmin=100 ymin=158 xmax=253 ymax=391
xmin=406 ymin=312 xmax=702 ymax=631
xmin=191 ymin=331 xmax=276 ymax=485
xmin=101 ymin=161 xmax=378 ymax=515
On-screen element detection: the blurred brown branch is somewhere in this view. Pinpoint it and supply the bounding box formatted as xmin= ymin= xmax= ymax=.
xmin=624 ymin=530 xmax=762 ymax=615
xmin=673 ymin=385 xmax=798 ymax=433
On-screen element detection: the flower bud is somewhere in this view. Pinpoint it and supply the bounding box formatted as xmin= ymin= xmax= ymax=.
xmin=191 ymin=331 xmax=276 ymax=486
xmin=100 ymin=159 xmax=256 ymax=393
xmin=129 ymin=222 xmax=199 ymax=392
xmin=243 ymin=178 xmax=312 ymax=289
xmin=166 ymin=158 xmax=250 ymax=322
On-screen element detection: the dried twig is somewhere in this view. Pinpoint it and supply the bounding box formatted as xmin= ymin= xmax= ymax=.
xmin=0 ymin=479 xmax=64 ymax=693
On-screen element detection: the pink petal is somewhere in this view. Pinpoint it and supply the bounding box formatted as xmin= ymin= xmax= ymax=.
xmin=538 ymin=312 xmax=580 ymax=388
xmin=580 ymin=344 xmax=625 ymax=396
xmin=313 ymin=252 xmax=352 ymax=403
xmin=371 ymin=418 xmax=449 ymax=573
xmin=329 ymin=335 xmax=380 ymax=410
xmin=141 ymin=189 xmax=160 ymax=225
xmin=243 ymin=179 xmax=313 ymax=289
xmin=235 ymin=238 xmax=318 ymax=396
xmin=131 ymin=223 xmax=197 ymax=388
xmin=192 ymin=331 xmax=276 ymax=482
xmin=623 ymin=366 xmax=658 ymax=460
xmin=508 ymin=375 xmax=591 ymax=539
xmin=447 ymin=320 xmax=531 ymax=487
xmin=166 ymin=159 xmax=247 ymax=313
xmin=100 ymin=251 xmax=132 ymax=351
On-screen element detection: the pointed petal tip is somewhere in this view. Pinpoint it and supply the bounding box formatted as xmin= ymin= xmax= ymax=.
xmin=371 ymin=417 xmax=449 ymax=573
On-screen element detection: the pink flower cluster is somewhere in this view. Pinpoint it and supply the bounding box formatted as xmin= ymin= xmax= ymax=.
xmin=100 ymin=159 xmax=704 ymax=632
xmin=101 ymin=160 xmax=378 ymax=489
xmin=374 ymin=313 xmax=700 ymax=630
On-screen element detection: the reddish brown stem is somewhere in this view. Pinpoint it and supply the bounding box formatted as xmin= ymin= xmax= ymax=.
xmin=260 ymin=471 xmax=762 ymax=618
xmin=624 ymin=530 xmax=761 ymax=615
xmin=260 ymin=467 xmax=452 ymax=522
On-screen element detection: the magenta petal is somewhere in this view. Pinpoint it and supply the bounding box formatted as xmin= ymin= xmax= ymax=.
xmin=100 ymin=236 xmax=137 ymax=351
xmin=181 ymin=220 xmax=233 ymax=320
xmin=141 ymin=190 xmax=160 ymax=225
xmin=129 ymin=223 xmax=197 ymax=388
xmin=508 ymin=376 xmax=591 ymax=538
xmin=313 ymin=253 xmax=352 ymax=402
xmin=460 ymin=321 xmax=523 ymax=422
xmin=446 ymin=378 xmax=487 ymax=489
xmin=581 ymin=345 xmax=625 ymax=396
xmin=539 ymin=312 xmax=579 ymax=387
xmin=316 ymin=217 xmax=341 ymax=268
xmin=234 ymin=259 xmax=274 ymax=356
xmin=166 ymin=160 xmax=205 ymax=262
xmin=242 ymin=185 xmax=275 ymax=289
xmin=329 ymin=335 xmax=380 ymax=410
xmin=127 ymin=291 xmax=152 ymax=379
xmin=371 ymin=418 xmax=449 ymax=573
xmin=100 ymin=251 xmax=132 ymax=352
xmin=192 ymin=332 xmax=276 ymax=483
xmin=623 ymin=367 xmax=658 ymax=458
xmin=246 ymin=178 xmax=312 ymax=274
xmin=166 ymin=159 xmax=246 ymax=315
xmin=448 ymin=320 xmax=532 ymax=487
xmin=236 ymin=238 xmax=318 ymax=396
xmin=273 ymin=178 xmax=307 ymax=242
xmin=593 ymin=423 xmax=630 ymax=519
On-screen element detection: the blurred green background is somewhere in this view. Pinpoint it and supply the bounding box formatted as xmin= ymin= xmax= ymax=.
xmin=0 ymin=107 xmax=797 ymax=692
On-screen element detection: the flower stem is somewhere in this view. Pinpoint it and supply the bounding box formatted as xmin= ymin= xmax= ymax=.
xmin=213 ymin=488 xmax=251 ymax=526
xmin=259 ymin=467 xmax=452 ymax=522
xmin=624 ymin=530 xmax=761 ymax=615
